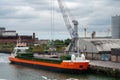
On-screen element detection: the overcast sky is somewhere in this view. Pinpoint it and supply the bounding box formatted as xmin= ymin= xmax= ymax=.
xmin=0 ymin=0 xmax=120 ymax=40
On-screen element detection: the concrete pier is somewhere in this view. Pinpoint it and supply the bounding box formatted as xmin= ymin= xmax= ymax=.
xmin=89 ymin=60 xmax=120 ymax=77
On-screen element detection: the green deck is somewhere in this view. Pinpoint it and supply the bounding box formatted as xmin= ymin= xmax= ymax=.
xmin=16 ymin=53 xmax=71 ymax=64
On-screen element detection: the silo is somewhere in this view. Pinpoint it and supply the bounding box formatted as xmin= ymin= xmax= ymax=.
xmin=0 ymin=27 xmax=5 ymax=31
xmin=112 ymin=15 xmax=120 ymax=39
xmin=0 ymin=27 xmax=5 ymax=36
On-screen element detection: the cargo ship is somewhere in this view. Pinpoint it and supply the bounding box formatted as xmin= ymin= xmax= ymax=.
xmin=9 ymin=42 xmax=89 ymax=73
xmin=8 ymin=0 xmax=90 ymax=73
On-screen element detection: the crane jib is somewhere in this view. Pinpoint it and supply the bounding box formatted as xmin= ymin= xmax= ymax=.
xmin=57 ymin=0 xmax=79 ymax=52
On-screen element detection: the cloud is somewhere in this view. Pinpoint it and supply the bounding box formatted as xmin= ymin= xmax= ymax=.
xmin=0 ymin=0 xmax=119 ymax=39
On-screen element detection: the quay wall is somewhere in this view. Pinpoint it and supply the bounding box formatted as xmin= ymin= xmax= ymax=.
xmin=88 ymin=61 xmax=120 ymax=78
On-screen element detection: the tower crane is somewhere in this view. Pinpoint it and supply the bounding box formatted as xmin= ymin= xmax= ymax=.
xmin=57 ymin=0 xmax=79 ymax=53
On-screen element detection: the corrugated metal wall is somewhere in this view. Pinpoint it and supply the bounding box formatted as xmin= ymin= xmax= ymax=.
xmin=79 ymin=39 xmax=98 ymax=53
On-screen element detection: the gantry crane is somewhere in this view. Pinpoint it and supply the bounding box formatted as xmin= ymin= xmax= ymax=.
xmin=57 ymin=0 xmax=79 ymax=53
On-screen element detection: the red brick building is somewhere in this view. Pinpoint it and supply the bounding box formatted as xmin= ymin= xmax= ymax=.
xmin=0 ymin=33 xmax=36 ymax=45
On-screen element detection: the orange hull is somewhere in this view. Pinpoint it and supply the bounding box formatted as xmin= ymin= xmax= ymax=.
xmin=9 ymin=57 xmax=89 ymax=72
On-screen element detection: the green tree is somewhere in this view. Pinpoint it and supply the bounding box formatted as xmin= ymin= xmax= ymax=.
xmin=64 ymin=38 xmax=71 ymax=45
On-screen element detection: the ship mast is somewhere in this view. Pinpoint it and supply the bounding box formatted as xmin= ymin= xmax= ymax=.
xmin=50 ymin=0 xmax=55 ymax=55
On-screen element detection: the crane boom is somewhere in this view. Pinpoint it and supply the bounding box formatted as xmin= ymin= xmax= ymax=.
xmin=57 ymin=0 xmax=79 ymax=52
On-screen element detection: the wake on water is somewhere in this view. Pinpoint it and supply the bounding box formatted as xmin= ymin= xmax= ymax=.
xmin=0 ymin=54 xmax=10 ymax=63
xmin=0 ymin=58 xmax=10 ymax=63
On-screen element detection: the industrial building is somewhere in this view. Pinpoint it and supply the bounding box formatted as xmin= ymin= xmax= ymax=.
xmin=0 ymin=27 xmax=36 ymax=44
xmin=65 ymin=15 xmax=120 ymax=62
xmin=1 ymin=31 xmax=17 ymax=36
xmin=79 ymin=39 xmax=120 ymax=61
xmin=79 ymin=15 xmax=120 ymax=62
xmin=0 ymin=27 xmax=17 ymax=36
xmin=66 ymin=39 xmax=120 ymax=61
xmin=79 ymin=39 xmax=120 ymax=53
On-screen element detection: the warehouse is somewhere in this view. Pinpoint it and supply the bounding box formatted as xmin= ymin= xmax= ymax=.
xmin=79 ymin=39 xmax=120 ymax=61
xmin=66 ymin=39 xmax=120 ymax=62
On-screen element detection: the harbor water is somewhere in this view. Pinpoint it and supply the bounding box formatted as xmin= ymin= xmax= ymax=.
xmin=0 ymin=53 xmax=118 ymax=80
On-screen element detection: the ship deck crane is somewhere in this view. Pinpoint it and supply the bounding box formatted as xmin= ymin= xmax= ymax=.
xmin=57 ymin=0 xmax=79 ymax=53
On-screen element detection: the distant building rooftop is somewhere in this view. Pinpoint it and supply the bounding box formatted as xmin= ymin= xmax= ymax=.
xmin=66 ymin=38 xmax=120 ymax=53
xmin=83 ymin=39 xmax=120 ymax=52
xmin=2 ymin=30 xmax=16 ymax=32
xmin=80 ymin=36 xmax=112 ymax=39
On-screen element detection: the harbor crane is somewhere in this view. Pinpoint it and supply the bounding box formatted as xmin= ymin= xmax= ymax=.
xmin=57 ymin=0 xmax=79 ymax=53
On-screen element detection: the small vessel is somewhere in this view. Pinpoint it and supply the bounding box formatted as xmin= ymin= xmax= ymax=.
xmin=9 ymin=41 xmax=89 ymax=73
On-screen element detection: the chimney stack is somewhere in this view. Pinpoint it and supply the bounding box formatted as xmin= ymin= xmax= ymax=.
xmin=91 ymin=31 xmax=96 ymax=39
